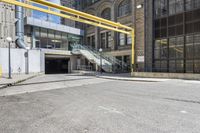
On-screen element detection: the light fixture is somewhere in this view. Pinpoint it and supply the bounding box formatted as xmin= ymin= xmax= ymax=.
xmin=99 ymin=48 xmax=103 ymax=52
xmin=137 ymin=4 xmax=143 ymax=9
xmin=6 ymin=37 xmax=12 ymax=42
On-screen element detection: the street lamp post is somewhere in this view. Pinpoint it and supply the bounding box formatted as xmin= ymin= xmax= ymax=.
xmin=99 ymin=48 xmax=103 ymax=74
xmin=6 ymin=37 xmax=12 ymax=79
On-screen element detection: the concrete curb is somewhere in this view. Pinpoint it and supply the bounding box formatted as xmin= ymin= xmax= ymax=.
xmin=0 ymin=73 xmax=43 ymax=89
xmin=96 ymin=75 xmax=170 ymax=82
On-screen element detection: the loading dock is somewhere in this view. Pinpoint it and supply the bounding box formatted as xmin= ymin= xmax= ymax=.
xmin=45 ymin=54 xmax=70 ymax=74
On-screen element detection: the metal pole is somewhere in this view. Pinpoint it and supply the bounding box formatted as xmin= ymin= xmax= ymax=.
xmin=131 ymin=29 xmax=135 ymax=72
xmin=8 ymin=42 xmax=11 ymax=79
xmin=100 ymin=52 xmax=102 ymax=74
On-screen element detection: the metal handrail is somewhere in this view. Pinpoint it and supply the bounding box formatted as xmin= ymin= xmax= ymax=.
xmin=71 ymin=44 xmax=129 ymax=72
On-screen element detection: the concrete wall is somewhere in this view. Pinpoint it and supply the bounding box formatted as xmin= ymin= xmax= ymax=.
xmin=132 ymin=72 xmax=200 ymax=80
xmin=0 ymin=48 xmax=43 ymax=74
xmin=0 ymin=3 xmax=16 ymax=48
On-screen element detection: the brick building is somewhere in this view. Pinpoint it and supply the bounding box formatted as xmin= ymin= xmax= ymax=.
xmin=76 ymin=0 xmax=145 ymax=72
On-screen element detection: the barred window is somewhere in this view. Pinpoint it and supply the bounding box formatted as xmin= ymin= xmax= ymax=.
xmin=118 ymin=0 xmax=131 ymax=17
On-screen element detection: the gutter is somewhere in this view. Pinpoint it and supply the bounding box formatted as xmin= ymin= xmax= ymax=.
xmin=15 ymin=0 xmax=26 ymax=49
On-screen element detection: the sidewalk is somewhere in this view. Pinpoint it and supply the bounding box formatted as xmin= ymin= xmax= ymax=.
xmin=0 ymin=73 xmax=41 ymax=89
xmin=96 ymin=73 xmax=170 ymax=82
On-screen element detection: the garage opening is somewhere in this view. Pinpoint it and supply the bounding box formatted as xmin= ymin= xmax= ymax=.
xmin=45 ymin=56 xmax=69 ymax=74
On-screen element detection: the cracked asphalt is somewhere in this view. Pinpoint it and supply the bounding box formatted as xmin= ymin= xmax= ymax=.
xmin=0 ymin=74 xmax=200 ymax=133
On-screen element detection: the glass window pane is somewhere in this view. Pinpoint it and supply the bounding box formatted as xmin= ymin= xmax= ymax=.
xmin=194 ymin=60 xmax=200 ymax=73
xmin=62 ymin=33 xmax=68 ymax=41
xmin=161 ymin=60 xmax=168 ymax=72
xmin=154 ymin=61 xmax=161 ymax=72
xmin=194 ymin=0 xmax=200 ymax=9
xmin=169 ymin=0 xmax=176 ymax=15
xmin=119 ymin=33 xmax=125 ymax=46
xmin=176 ymin=36 xmax=184 ymax=59
xmin=194 ymin=34 xmax=200 ymax=58
xmin=169 ymin=60 xmax=176 ymax=72
xmin=185 ymin=0 xmax=193 ymax=11
xmin=107 ymin=32 xmax=112 ymax=48
xmin=35 ymin=27 xmax=40 ymax=38
xmin=55 ymin=31 xmax=61 ymax=40
xmin=40 ymin=28 xmax=47 ymax=38
xmin=92 ymin=36 xmax=95 ymax=48
xmin=169 ymin=38 xmax=176 ymax=59
xmin=154 ymin=0 xmax=161 ymax=18
xmin=176 ymin=0 xmax=184 ymax=13
xmin=160 ymin=39 xmax=168 ymax=59
xmin=186 ymin=35 xmax=194 ymax=59
xmin=48 ymin=30 xmax=54 ymax=39
xmin=186 ymin=60 xmax=194 ymax=73
xmin=127 ymin=34 xmax=132 ymax=45
xmin=176 ymin=60 xmax=184 ymax=73
xmin=160 ymin=0 xmax=168 ymax=16
xmin=154 ymin=40 xmax=161 ymax=59
xmin=101 ymin=33 xmax=106 ymax=48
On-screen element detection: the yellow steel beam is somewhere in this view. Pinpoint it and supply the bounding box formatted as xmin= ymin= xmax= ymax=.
xmin=30 ymin=0 xmax=133 ymax=31
xmin=0 ymin=0 xmax=136 ymax=71
xmin=0 ymin=0 xmax=130 ymax=34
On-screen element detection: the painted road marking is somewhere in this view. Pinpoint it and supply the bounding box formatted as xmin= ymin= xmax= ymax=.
xmin=98 ymin=106 xmax=124 ymax=115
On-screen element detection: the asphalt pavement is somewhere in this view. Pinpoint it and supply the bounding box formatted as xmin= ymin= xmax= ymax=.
xmin=0 ymin=74 xmax=200 ymax=133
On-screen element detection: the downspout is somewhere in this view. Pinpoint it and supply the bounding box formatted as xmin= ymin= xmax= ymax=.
xmin=15 ymin=0 xmax=26 ymax=49
xmin=15 ymin=0 xmax=29 ymax=74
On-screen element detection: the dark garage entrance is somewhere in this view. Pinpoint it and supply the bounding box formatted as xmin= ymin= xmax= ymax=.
xmin=45 ymin=56 xmax=69 ymax=74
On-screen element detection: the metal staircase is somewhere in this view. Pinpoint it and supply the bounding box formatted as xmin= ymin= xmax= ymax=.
xmin=71 ymin=44 xmax=128 ymax=73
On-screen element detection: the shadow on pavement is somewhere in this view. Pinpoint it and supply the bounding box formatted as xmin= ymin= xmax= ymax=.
xmin=13 ymin=77 xmax=93 ymax=87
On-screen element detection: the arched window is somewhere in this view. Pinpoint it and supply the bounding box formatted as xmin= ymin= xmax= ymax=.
xmin=118 ymin=0 xmax=131 ymax=17
xmin=101 ymin=8 xmax=111 ymax=20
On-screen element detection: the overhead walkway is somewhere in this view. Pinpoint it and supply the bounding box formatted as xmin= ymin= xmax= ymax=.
xmin=71 ymin=44 xmax=128 ymax=73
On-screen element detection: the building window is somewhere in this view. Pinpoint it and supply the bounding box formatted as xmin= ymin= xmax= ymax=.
xmin=169 ymin=0 xmax=184 ymax=15
xmin=100 ymin=33 xmax=106 ymax=48
xmin=154 ymin=40 xmax=161 ymax=59
xmin=33 ymin=27 xmax=81 ymax=50
xmin=153 ymin=0 xmax=200 ymax=73
xmin=118 ymin=33 xmax=131 ymax=46
xmin=119 ymin=33 xmax=125 ymax=46
xmin=101 ymin=8 xmax=111 ymax=20
xmin=91 ymin=35 xmax=95 ymax=48
xmin=118 ymin=0 xmax=131 ymax=17
xmin=100 ymin=32 xmax=112 ymax=49
xmin=107 ymin=32 xmax=112 ymax=48
xmin=154 ymin=0 xmax=168 ymax=18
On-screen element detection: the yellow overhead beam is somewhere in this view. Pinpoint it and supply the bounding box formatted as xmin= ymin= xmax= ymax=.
xmin=1 ymin=0 xmax=131 ymax=34
xmin=30 ymin=0 xmax=133 ymax=31
xmin=0 ymin=0 xmax=136 ymax=71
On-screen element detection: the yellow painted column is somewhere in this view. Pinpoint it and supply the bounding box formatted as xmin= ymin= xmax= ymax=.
xmin=0 ymin=65 xmax=2 ymax=78
xmin=131 ymin=29 xmax=135 ymax=72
